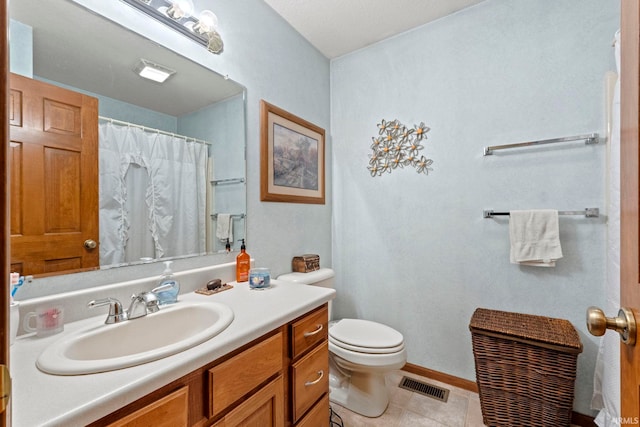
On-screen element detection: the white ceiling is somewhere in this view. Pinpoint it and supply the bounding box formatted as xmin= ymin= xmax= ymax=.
xmin=9 ymin=0 xmax=486 ymax=116
xmin=263 ymin=0 xmax=486 ymax=59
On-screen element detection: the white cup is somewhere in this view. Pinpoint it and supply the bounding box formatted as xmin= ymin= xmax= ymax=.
xmin=10 ymin=302 xmax=19 ymax=345
xmin=23 ymin=305 xmax=64 ymax=337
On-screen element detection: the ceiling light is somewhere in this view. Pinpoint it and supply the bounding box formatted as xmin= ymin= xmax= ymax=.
xmin=121 ymin=0 xmax=224 ymax=54
xmin=134 ymin=59 xmax=176 ymax=83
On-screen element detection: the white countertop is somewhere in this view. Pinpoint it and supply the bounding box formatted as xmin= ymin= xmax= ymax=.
xmin=10 ymin=280 xmax=335 ymax=427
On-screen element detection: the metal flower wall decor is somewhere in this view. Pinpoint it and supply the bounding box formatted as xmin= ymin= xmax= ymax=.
xmin=367 ymin=119 xmax=433 ymax=177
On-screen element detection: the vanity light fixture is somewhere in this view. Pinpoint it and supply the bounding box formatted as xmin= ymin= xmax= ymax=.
xmin=134 ymin=58 xmax=176 ymax=83
xmin=165 ymin=0 xmax=194 ymax=19
xmin=120 ymin=0 xmax=224 ymax=54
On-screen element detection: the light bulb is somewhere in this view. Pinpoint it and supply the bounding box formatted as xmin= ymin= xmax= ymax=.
xmin=191 ymin=10 xmax=218 ymax=34
xmin=198 ymin=10 xmax=218 ymax=31
xmin=165 ymin=0 xmax=194 ymax=19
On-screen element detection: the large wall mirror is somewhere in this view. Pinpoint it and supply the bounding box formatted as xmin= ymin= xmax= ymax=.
xmin=9 ymin=0 xmax=247 ymax=290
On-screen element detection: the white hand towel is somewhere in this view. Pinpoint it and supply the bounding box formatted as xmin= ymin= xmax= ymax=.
xmin=216 ymin=214 xmax=233 ymax=243
xmin=509 ymin=210 xmax=563 ymax=267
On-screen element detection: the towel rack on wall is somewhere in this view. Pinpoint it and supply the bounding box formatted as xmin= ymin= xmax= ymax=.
xmin=211 ymin=178 xmax=245 ymax=185
xmin=483 ymin=133 xmax=600 ymax=156
xmin=483 ymin=208 xmax=600 ymax=218
xmin=211 ymin=213 xmax=246 ymax=219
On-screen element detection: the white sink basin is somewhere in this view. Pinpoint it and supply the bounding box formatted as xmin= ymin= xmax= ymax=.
xmin=37 ymin=302 xmax=234 ymax=375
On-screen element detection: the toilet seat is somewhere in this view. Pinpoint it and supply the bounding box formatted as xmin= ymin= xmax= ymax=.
xmin=329 ymin=319 xmax=404 ymax=354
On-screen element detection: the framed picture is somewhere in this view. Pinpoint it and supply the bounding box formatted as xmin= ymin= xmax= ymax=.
xmin=260 ymin=100 xmax=325 ymax=204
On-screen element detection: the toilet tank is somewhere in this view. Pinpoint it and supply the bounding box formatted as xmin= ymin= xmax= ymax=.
xmin=277 ymin=268 xmax=335 ymax=318
xmin=277 ymin=268 xmax=335 ymax=288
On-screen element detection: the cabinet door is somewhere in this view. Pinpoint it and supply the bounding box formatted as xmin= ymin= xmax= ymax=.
xmin=106 ymin=386 xmax=188 ymax=427
xmin=295 ymin=394 xmax=329 ymax=427
xmin=213 ymin=376 xmax=284 ymax=427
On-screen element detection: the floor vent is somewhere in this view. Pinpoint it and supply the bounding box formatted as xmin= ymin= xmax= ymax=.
xmin=399 ymin=376 xmax=450 ymax=403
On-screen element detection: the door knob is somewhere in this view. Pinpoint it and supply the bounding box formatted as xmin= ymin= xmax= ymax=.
xmin=84 ymin=239 xmax=97 ymax=250
xmin=586 ymin=306 xmax=636 ymax=345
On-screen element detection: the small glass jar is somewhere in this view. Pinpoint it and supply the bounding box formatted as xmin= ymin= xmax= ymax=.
xmin=249 ymin=268 xmax=271 ymax=289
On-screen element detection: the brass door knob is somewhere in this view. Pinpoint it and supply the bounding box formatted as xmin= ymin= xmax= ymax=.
xmin=586 ymin=306 xmax=636 ymax=345
xmin=84 ymin=239 xmax=97 ymax=250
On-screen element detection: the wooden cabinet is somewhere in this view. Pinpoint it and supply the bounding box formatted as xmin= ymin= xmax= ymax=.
xmin=295 ymin=394 xmax=330 ymax=427
xmin=288 ymin=305 xmax=330 ymax=426
xmin=290 ymin=305 xmax=328 ymax=359
xmin=212 ymin=376 xmax=284 ymax=427
xmin=209 ymin=332 xmax=283 ymax=418
xmin=89 ymin=304 xmax=329 ymax=427
xmin=106 ymin=386 xmax=189 ymax=427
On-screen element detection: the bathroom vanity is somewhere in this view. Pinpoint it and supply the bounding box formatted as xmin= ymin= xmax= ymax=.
xmin=10 ymin=276 xmax=334 ymax=426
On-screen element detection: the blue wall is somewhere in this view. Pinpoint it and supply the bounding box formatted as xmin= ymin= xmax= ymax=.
xmin=9 ymin=19 xmax=32 ymax=77
xmin=330 ymin=0 xmax=618 ymax=414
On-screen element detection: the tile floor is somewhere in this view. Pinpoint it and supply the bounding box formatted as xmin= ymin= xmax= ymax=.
xmin=330 ymin=370 xmax=485 ymax=427
xmin=330 ymin=369 xmax=582 ymax=427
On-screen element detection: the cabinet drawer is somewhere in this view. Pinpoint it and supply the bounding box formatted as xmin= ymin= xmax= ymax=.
xmin=291 ymin=342 xmax=329 ymax=422
xmin=107 ymin=386 xmax=188 ymax=427
xmin=209 ymin=332 xmax=283 ymax=418
xmin=291 ymin=305 xmax=328 ymax=359
xmin=295 ymin=393 xmax=329 ymax=427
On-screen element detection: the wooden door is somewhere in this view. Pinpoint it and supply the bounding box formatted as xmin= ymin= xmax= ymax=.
xmin=9 ymin=73 xmax=99 ymax=276
xmin=620 ymin=0 xmax=640 ymax=422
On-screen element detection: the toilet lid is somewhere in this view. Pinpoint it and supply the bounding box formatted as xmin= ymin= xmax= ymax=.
xmin=329 ymin=319 xmax=404 ymax=353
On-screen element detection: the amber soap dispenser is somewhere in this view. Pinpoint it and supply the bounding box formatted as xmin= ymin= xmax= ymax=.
xmin=236 ymin=239 xmax=250 ymax=282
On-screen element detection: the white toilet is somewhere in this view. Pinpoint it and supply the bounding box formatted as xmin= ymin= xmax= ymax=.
xmin=277 ymin=268 xmax=407 ymax=417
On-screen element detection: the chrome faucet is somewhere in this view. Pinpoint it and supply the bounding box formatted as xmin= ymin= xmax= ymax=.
xmin=88 ymin=291 xmax=161 ymax=324
xmin=88 ymin=297 xmax=128 ymax=324
xmin=127 ymin=292 xmax=160 ymax=319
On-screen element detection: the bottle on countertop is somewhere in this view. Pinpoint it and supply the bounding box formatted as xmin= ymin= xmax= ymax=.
xmin=236 ymin=239 xmax=250 ymax=282
xmin=152 ymin=260 xmax=180 ymax=305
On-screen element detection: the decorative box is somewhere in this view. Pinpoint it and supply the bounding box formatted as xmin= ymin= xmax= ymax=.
xmin=292 ymin=254 xmax=320 ymax=273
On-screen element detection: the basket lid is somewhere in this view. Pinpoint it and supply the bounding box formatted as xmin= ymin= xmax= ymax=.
xmin=469 ymin=308 xmax=583 ymax=353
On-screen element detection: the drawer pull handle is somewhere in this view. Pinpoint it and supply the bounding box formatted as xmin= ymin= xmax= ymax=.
xmin=305 ymin=370 xmax=324 ymax=387
xmin=303 ymin=324 xmax=323 ymax=337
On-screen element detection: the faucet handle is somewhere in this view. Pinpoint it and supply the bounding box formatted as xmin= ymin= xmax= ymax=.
xmin=141 ymin=292 xmax=160 ymax=313
xmin=88 ymin=297 xmax=127 ymax=324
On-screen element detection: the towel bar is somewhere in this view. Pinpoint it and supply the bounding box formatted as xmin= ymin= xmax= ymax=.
xmin=483 ymin=133 xmax=599 ymax=156
xmin=211 ymin=213 xmax=246 ymax=219
xmin=483 ymin=208 xmax=599 ymax=218
xmin=211 ymin=178 xmax=245 ymax=185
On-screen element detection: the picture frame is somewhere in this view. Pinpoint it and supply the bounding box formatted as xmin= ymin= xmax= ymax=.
xmin=260 ymin=100 xmax=325 ymax=204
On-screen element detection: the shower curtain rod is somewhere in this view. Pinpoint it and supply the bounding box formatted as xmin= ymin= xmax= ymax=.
xmin=99 ymin=116 xmax=212 ymax=145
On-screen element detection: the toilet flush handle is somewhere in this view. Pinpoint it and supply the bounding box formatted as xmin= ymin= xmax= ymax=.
xmin=303 ymin=324 xmax=324 ymax=337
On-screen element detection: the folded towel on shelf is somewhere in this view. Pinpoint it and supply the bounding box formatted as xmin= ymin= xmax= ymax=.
xmin=216 ymin=214 xmax=233 ymax=243
xmin=509 ymin=209 xmax=563 ymax=267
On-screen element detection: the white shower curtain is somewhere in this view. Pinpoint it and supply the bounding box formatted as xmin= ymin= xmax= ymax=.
xmin=592 ymin=29 xmax=621 ymax=427
xmin=99 ymin=122 xmax=208 ymax=267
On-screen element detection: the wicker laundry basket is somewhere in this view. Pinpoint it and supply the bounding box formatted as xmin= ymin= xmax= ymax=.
xmin=469 ymin=308 xmax=583 ymax=427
